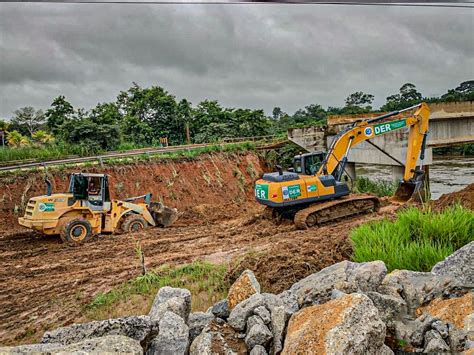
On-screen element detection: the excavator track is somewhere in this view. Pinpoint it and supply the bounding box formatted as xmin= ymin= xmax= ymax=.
xmin=294 ymin=195 xmax=380 ymax=230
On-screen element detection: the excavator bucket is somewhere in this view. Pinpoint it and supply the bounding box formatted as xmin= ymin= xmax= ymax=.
xmin=148 ymin=202 xmax=179 ymax=227
xmin=393 ymin=181 xmax=421 ymax=202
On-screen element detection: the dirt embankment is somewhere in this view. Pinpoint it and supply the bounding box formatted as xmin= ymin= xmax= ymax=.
xmin=0 ymin=152 xmax=264 ymax=229
xmin=432 ymin=183 xmax=474 ymax=211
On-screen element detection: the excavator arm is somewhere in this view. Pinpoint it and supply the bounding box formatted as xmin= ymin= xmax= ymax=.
xmin=319 ymin=103 xmax=430 ymax=186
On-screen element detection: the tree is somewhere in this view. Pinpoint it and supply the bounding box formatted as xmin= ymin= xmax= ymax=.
xmin=62 ymin=118 xmax=120 ymax=152
xmin=31 ymin=130 xmax=55 ymax=145
xmin=10 ymin=107 xmax=45 ymax=136
xmin=292 ymin=104 xmax=326 ymax=125
xmin=6 ymin=130 xmax=29 ymax=147
xmin=344 ymin=92 xmax=374 ymax=108
xmin=272 ymin=107 xmax=283 ymax=120
xmin=381 ymin=83 xmax=423 ymax=111
xmin=121 ymin=115 xmax=153 ymax=145
xmin=89 ymin=102 xmax=122 ymax=125
xmin=45 ymin=96 xmax=74 ymax=135
xmin=117 ymin=84 xmax=181 ymax=144
xmin=438 ymin=80 xmax=474 ymax=102
xmin=178 ymin=99 xmax=192 ymax=144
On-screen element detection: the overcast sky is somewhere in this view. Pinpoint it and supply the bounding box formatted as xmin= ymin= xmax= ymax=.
xmin=0 ymin=3 xmax=472 ymax=118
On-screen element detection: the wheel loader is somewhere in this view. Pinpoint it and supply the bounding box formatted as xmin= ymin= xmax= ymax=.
xmin=255 ymin=103 xmax=430 ymax=229
xmin=18 ymin=173 xmax=178 ymax=245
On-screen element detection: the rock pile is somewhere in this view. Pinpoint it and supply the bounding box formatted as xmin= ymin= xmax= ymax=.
xmin=1 ymin=242 xmax=472 ymax=354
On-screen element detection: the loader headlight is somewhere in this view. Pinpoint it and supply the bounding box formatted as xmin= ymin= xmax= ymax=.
xmin=38 ymin=203 xmax=46 ymax=212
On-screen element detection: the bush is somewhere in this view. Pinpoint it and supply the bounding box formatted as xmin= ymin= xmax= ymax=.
xmin=354 ymin=177 xmax=396 ymax=197
xmin=350 ymin=205 xmax=474 ymax=272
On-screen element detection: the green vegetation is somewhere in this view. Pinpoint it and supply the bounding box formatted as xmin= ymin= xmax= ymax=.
xmin=0 ymin=142 xmax=256 ymax=178
xmin=84 ymin=261 xmax=229 ymax=320
xmin=1 ymin=80 xmax=472 ymax=163
xmin=353 ymin=177 xmax=396 ymax=197
xmin=351 ymin=205 xmax=474 ymax=272
xmin=433 ymin=143 xmax=474 ymax=156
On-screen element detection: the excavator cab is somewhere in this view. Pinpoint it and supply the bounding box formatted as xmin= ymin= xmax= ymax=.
xmin=293 ymin=152 xmax=326 ymax=175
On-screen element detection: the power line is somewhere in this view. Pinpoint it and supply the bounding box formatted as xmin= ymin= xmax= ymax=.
xmin=2 ymin=0 xmax=473 ymax=7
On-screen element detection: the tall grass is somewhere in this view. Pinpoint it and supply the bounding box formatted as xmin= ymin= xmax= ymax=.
xmin=351 ymin=205 xmax=473 ymax=272
xmin=353 ymin=176 xmax=396 ymax=197
xmin=84 ymin=261 xmax=229 ymax=320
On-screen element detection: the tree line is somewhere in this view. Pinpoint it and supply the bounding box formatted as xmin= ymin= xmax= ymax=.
xmin=1 ymin=80 xmax=472 ymax=152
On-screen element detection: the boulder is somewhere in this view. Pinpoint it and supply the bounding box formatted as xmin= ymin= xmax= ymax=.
xmin=365 ymin=291 xmax=407 ymax=325
xmin=447 ymin=323 xmax=468 ymax=352
xmin=245 ymin=323 xmax=273 ymax=349
xmin=149 ymin=286 xmax=192 ymax=322
xmin=379 ymin=269 xmax=462 ymax=314
xmin=269 ymin=305 xmax=291 ymax=355
xmin=432 ymin=241 xmax=474 ymax=286
xmin=147 ymin=311 xmax=189 ymax=355
xmin=466 ymin=313 xmax=474 ymax=349
xmin=250 ymin=344 xmax=268 ymax=355
xmin=190 ymin=319 xmax=247 ymax=355
xmin=211 ymin=299 xmax=230 ymax=319
xmin=277 ymin=290 xmax=299 ymax=313
xmin=424 ymin=330 xmax=450 ymax=353
xmin=228 ymin=270 xmax=261 ymax=310
xmin=41 ymin=315 xmax=157 ymax=347
xmin=254 ymin=306 xmax=271 ymax=325
xmin=228 ymin=293 xmax=266 ymax=332
xmin=416 ymin=292 xmax=473 ymax=330
xmin=188 ymin=312 xmax=215 ymax=342
xmin=282 ymin=293 xmax=387 ymax=355
xmin=286 ymin=260 xmax=387 ymax=307
xmin=247 ymin=315 xmax=265 ymax=331
xmin=0 ymin=335 xmax=142 ymax=354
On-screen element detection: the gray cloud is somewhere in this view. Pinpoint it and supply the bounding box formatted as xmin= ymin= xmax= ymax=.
xmin=0 ymin=3 xmax=472 ymax=118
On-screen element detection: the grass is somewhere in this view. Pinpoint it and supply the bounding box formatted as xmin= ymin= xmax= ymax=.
xmin=353 ymin=176 xmax=397 ymax=197
xmin=0 ymin=142 xmax=256 ymax=178
xmin=0 ymin=140 xmax=256 ymax=164
xmin=350 ymin=205 xmax=474 ymax=272
xmin=83 ymin=261 xmax=229 ymax=321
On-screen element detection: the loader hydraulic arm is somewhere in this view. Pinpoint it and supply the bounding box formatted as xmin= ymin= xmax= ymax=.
xmin=319 ymin=103 xmax=430 ymax=182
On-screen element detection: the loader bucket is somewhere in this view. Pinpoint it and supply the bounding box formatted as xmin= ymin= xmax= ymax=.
xmin=393 ymin=181 xmax=421 ymax=202
xmin=148 ymin=202 xmax=179 ymax=227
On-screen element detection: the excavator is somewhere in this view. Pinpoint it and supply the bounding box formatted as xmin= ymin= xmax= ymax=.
xmin=18 ymin=173 xmax=178 ymax=245
xmin=255 ymin=102 xmax=430 ymax=229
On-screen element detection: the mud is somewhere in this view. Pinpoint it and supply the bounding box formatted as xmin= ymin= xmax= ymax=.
xmin=431 ymin=183 xmax=474 ymax=211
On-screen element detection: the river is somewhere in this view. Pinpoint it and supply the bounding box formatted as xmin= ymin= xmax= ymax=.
xmin=356 ymin=156 xmax=474 ymax=200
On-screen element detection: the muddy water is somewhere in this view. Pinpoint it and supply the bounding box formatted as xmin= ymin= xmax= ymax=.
xmin=356 ymin=156 xmax=474 ymax=199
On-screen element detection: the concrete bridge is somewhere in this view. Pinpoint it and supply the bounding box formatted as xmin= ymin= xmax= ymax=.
xmin=287 ymin=101 xmax=474 ymax=183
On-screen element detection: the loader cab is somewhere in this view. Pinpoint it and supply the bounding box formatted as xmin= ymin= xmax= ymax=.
xmin=68 ymin=173 xmax=111 ymax=211
xmin=293 ymin=152 xmax=326 ymax=176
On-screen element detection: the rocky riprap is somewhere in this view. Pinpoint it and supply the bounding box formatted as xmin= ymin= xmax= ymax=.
xmin=1 ymin=241 xmax=473 ymax=354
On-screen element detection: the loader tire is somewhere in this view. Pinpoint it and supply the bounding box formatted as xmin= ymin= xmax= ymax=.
xmin=60 ymin=218 xmax=93 ymax=246
xmin=121 ymin=214 xmax=148 ymax=234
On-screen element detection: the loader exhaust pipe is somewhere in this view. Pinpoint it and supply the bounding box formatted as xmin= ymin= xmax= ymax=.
xmin=45 ymin=177 xmax=52 ymax=196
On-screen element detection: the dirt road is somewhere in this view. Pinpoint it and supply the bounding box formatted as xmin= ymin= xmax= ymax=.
xmin=0 ymin=201 xmax=392 ymax=346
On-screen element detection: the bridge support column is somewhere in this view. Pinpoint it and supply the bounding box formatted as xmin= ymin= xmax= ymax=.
xmin=391 ymin=166 xmax=404 ymax=184
xmin=345 ymin=162 xmax=357 ymax=183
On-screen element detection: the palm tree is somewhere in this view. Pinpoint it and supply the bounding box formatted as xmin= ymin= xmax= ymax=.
xmin=32 ymin=130 xmax=55 ymax=145
xmin=7 ymin=130 xmax=30 ymax=147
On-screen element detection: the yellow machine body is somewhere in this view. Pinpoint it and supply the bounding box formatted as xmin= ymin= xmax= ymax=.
xmin=18 ymin=192 xmax=155 ymax=236
xmin=18 ymin=172 xmax=178 ymax=244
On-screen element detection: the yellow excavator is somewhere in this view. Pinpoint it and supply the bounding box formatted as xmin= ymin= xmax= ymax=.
xmin=255 ymin=103 xmax=430 ymax=229
xmin=19 ymin=173 xmax=178 ymax=245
